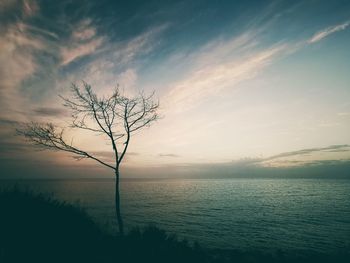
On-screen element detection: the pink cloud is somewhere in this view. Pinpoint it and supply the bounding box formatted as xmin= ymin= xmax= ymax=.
xmin=60 ymin=37 xmax=104 ymax=66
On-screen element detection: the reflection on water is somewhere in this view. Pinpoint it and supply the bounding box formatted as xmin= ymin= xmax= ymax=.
xmin=1 ymin=178 xmax=350 ymax=253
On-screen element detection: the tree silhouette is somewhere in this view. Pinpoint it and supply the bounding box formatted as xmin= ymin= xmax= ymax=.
xmin=17 ymin=83 xmax=159 ymax=235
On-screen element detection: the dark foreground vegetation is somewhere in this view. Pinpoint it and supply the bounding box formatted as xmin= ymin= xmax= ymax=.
xmin=0 ymin=189 xmax=349 ymax=263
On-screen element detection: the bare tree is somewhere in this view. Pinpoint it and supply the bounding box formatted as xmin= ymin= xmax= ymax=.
xmin=17 ymin=82 xmax=159 ymax=235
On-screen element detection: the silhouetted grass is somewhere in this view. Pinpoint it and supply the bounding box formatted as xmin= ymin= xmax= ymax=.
xmin=0 ymin=188 xmax=349 ymax=263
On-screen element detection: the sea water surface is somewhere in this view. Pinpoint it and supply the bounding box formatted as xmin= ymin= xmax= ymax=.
xmin=1 ymin=178 xmax=350 ymax=253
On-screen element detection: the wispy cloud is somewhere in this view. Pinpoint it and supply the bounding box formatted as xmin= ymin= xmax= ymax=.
xmin=0 ymin=0 xmax=38 ymax=17
xmin=248 ymin=145 xmax=350 ymax=168
xmin=158 ymin=153 xmax=180 ymax=158
xmin=112 ymin=24 xmax=168 ymax=66
xmin=59 ymin=24 xmax=167 ymax=93
xmin=60 ymin=37 xmax=104 ymax=66
xmin=164 ymin=35 xmax=288 ymax=111
xmin=60 ymin=19 xmax=105 ymax=66
xmin=264 ymin=144 xmax=350 ymax=161
xmin=308 ymin=21 xmax=350 ymax=43
xmin=72 ymin=19 xmax=96 ymax=41
xmin=0 ymin=21 xmax=46 ymax=120
xmin=32 ymin=107 xmax=67 ymax=117
xmin=22 ymin=0 xmax=39 ymax=17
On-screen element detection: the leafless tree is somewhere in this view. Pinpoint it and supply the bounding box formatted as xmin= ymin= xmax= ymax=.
xmin=17 ymin=82 xmax=159 ymax=235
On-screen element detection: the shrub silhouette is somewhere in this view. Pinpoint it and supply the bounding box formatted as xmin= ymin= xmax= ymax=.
xmin=118 ymin=226 xmax=210 ymax=263
xmin=0 ymin=188 xmax=104 ymax=263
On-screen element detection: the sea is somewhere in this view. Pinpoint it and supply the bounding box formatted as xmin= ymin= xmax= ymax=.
xmin=1 ymin=178 xmax=350 ymax=254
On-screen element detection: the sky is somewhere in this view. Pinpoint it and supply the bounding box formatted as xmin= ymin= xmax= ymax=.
xmin=0 ymin=0 xmax=350 ymax=179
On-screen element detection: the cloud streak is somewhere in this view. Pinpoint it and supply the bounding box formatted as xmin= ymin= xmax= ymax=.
xmin=59 ymin=24 xmax=167 ymax=95
xmin=308 ymin=21 xmax=350 ymax=43
xmin=263 ymin=144 xmax=350 ymax=161
xmin=60 ymin=19 xmax=105 ymax=66
xmin=32 ymin=107 xmax=67 ymax=117
xmin=164 ymin=34 xmax=288 ymax=111
xmin=158 ymin=153 xmax=180 ymax=158
xmin=0 ymin=21 xmax=47 ymax=120
xmin=60 ymin=37 xmax=104 ymax=66
xmin=72 ymin=19 xmax=96 ymax=41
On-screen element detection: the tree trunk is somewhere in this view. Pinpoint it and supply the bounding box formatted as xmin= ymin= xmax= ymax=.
xmin=115 ymin=169 xmax=124 ymax=235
